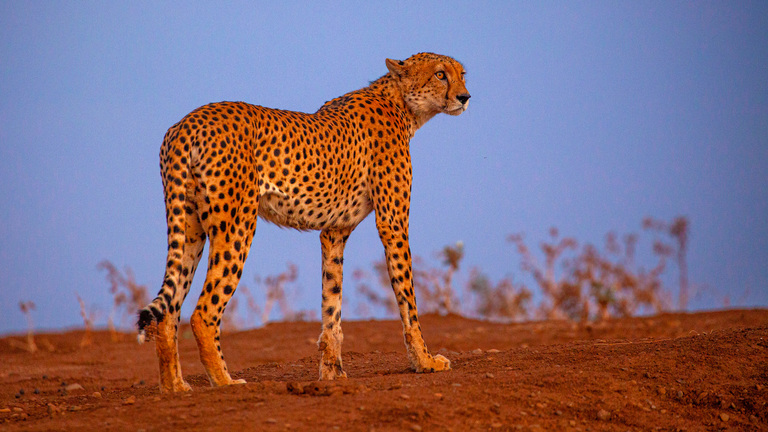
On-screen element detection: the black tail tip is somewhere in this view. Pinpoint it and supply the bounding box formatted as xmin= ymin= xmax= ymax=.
xmin=137 ymin=308 xmax=164 ymax=331
xmin=137 ymin=309 xmax=154 ymax=331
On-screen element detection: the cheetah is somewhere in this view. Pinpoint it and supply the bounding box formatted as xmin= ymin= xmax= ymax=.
xmin=137 ymin=52 xmax=470 ymax=392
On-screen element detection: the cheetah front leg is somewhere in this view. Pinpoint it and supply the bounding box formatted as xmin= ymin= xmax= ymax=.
xmin=376 ymin=218 xmax=451 ymax=374
xmin=317 ymin=228 xmax=352 ymax=380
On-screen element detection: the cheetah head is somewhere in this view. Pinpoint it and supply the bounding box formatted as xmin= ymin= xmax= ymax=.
xmin=386 ymin=53 xmax=471 ymax=126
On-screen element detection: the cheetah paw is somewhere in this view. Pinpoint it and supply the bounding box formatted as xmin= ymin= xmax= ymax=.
xmin=161 ymin=379 xmax=192 ymax=393
xmin=416 ymin=354 xmax=451 ymax=373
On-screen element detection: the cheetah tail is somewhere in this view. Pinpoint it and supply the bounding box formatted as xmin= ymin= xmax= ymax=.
xmin=136 ymin=303 xmax=164 ymax=344
xmin=137 ymin=124 xmax=190 ymax=344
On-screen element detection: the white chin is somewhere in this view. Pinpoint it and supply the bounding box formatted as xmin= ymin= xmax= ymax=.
xmin=446 ymin=106 xmax=466 ymax=116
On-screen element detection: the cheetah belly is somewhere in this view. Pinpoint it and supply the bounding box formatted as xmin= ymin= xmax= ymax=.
xmin=257 ymin=179 xmax=373 ymax=231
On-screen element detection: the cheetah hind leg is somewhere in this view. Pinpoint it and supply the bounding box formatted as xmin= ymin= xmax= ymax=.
xmin=155 ymin=315 xmax=192 ymax=392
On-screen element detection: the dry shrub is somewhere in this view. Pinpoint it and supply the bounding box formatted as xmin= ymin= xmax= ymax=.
xmin=508 ymin=228 xmax=578 ymax=320
xmin=507 ymin=217 xmax=688 ymax=322
xmin=643 ymin=216 xmax=689 ymax=310
xmin=352 ymin=263 xmax=398 ymax=318
xmin=351 ymin=216 xmax=688 ymax=324
xmin=19 ymin=301 xmax=37 ymax=352
xmin=98 ymin=261 xmax=149 ymax=338
xmin=246 ymin=263 xmax=316 ymax=325
xmin=353 ymin=242 xmax=465 ymax=318
xmin=413 ymin=242 xmax=464 ymax=315
xmin=76 ymin=294 xmax=95 ymax=347
xmin=467 ymin=269 xmax=531 ymax=322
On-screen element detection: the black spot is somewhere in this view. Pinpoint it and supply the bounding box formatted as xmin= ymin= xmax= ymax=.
xmin=211 ymin=294 xmax=219 ymax=305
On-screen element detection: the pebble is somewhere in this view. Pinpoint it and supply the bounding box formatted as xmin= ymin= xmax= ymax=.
xmin=719 ymin=413 xmax=729 ymax=422
xmin=400 ymin=394 xmax=410 ymax=400
xmin=65 ymin=383 xmax=85 ymax=392
xmin=472 ymin=348 xmax=483 ymax=355
xmin=410 ymin=425 xmax=422 ymax=431
xmin=433 ymin=393 xmax=443 ymax=399
xmin=266 ymin=418 xmax=277 ymax=424
xmin=123 ymin=396 xmax=136 ymax=405
xmin=92 ymin=392 xmax=102 ymax=398
xmin=597 ymin=409 xmax=611 ymax=421
xmin=487 ymin=349 xmax=500 ymax=354
xmin=485 ymin=373 xmax=495 ymax=379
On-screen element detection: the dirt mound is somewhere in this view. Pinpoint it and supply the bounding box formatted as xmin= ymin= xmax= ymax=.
xmin=1 ymin=310 xmax=767 ymax=431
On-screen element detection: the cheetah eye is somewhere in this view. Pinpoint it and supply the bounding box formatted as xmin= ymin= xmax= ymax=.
xmin=435 ymin=71 xmax=446 ymax=80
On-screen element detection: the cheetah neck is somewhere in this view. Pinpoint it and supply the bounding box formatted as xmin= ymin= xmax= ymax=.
xmin=367 ymin=74 xmax=431 ymax=137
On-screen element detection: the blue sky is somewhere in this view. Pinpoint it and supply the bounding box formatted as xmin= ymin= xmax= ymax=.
xmin=1 ymin=2 xmax=766 ymax=334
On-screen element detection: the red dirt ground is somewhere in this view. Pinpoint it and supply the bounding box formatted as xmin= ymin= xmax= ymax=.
xmin=1 ymin=309 xmax=767 ymax=431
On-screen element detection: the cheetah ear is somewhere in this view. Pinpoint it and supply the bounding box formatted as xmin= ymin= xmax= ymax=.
xmin=386 ymin=58 xmax=406 ymax=76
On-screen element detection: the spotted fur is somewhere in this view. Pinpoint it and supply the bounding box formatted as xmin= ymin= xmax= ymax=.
xmin=137 ymin=52 xmax=470 ymax=392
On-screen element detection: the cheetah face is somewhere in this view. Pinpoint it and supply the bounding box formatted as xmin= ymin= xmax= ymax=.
xmin=386 ymin=53 xmax=471 ymax=124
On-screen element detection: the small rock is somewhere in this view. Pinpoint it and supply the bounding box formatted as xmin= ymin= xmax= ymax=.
xmin=92 ymin=392 xmax=102 ymax=398
xmin=13 ymin=407 xmax=23 ymax=412
xmin=472 ymin=348 xmax=483 ymax=355
xmin=719 ymin=413 xmax=729 ymax=422
xmin=433 ymin=393 xmax=443 ymax=399
xmin=657 ymin=386 xmax=667 ymax=395
xmin=487 ymin=349 xmax=500 ymax=354
xmin=65 ymin=383 xmax=85 ymax=392
xmin=400 ymin=394 xmax=410 ymax=400
xmin=34 ymin=388 xmax=40 ymax=394
xmin=410 ymin=425 xmax=422 ymax=431
xmin=123 ymin=396 xmax=136 ymax=405
xmin=0 ymin=408 xmax=10 ymax=413
xmin=266 ymin=418 xmax=277 ymax=424
xmin=485 ymin=372 xmax=495 ymax=379
xmin=490 ymin=402 xmax=501 ymax=414
xmin=68 ymin=405 xmax=81 ymax=412
xmin=597 ymin=409 xmax=611 ymax=421
xmin=491 ymin=423 xmax=503 ymax=429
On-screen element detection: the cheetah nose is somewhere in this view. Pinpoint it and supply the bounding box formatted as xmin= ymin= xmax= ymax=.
xmin=456 ymin=93 xmax=471 ymax=105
